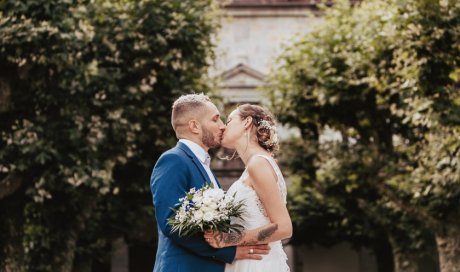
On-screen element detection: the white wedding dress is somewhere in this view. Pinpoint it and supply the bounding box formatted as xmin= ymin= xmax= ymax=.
xmin=225 ymin=154 xmax=290 ymax=272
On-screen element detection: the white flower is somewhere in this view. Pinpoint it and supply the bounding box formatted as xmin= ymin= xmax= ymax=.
xmin=203 ymin=188 xmax=223 ymax=199
xmin=168 ymin=183 xmax=245 ymax=237
xmin=176 ymin=209 xmax=187 ymax=223
xmin=192 ymin=195 xmax=203 ymax=204
xmin=207 ymin=202 xmax=218 ymax=210
xmin=271 ymin=132 xmax=278 ymax=143
xmin=203 ymin=194 xmax=218 ymax=205
xmin=203 ymin=211 xmax=216 ymax=222
xmin=194 ymin=210 xmax=204 ymax=221
xmin=200 ymin=205 xmax=211 ymax=212
xmin=258 ymin=119 xmax=273 ymax=130
xmin=203 ymin=197 xmax=216 ymax=206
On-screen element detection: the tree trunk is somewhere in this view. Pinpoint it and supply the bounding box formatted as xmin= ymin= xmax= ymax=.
xmin=393 ymin=252 xmax=419 ymax=272
xmin=0 ymin=174 xmax=22 ymax=200
xmin=435 ymin=223 xmax=460 ymax=272
xmin=1 ymin=186 xmax=25 ymax=272
xmin=373 ymin=238 xmax=394 ymax=272
xmin=72 ymin=255 xmax=93 ymax=272
xmin=0 ymin=77 xmax=11 ymax=112
xmin=389 ymin=236 xmax=419 ymax=272
xmin=53 ymin=227 xmax=79 ymax=272
xmin=51 ymin=193 xmax=97 ymax=272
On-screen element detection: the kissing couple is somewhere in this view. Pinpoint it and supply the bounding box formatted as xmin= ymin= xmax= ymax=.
xmin=150 ymin=93 xmax=292 ymax=272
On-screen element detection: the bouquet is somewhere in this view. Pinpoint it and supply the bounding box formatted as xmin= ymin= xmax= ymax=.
xmin=167 ymin=183 xmax=245 ymax=237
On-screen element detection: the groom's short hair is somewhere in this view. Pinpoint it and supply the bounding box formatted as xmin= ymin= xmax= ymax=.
xmin=171 ymin=93 xmax=211 ymax=137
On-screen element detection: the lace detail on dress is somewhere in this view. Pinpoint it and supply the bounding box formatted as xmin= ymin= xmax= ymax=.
xmin=255 ymin=197 xmax=268 ymax=217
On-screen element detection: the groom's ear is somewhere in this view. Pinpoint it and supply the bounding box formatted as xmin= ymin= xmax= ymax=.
xmin=188 ymin=119 xmax=201 ymax=134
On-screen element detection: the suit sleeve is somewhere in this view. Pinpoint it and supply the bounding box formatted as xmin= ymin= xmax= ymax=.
xmin=151 ymin=153 xmax=236 ymax=263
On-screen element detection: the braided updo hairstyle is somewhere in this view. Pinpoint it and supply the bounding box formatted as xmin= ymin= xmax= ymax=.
xmin=237 ymin=104 xmax=279 ymax=154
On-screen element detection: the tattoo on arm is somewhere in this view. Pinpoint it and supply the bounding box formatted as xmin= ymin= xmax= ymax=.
xmin=212 ymin=223 xmax=279 ymax=247
xmin=257 ymin=224 xmax=278 ymax=242
xmin=211 ymin=232 xmax=243 ymax=247
xmin=223 ymin=232 xmax=243 ymax=245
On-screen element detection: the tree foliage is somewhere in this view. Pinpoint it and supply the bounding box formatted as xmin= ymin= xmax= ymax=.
xmin=0 ymin=0 xmax=219 ymax=270
xmin=269 ymin=0 xmax=460 ymax=270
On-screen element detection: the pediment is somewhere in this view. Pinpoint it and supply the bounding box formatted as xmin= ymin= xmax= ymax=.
xmin=220 ymin=63 xmax=266 ymax=87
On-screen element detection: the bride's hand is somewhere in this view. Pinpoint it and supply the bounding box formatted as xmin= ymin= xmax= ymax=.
xmin=204 ymin=230 xmax=224 ymax=248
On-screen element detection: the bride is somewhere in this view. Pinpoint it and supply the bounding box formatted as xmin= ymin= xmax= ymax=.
xmin=204 ymin=104 xmax=292 ymax=272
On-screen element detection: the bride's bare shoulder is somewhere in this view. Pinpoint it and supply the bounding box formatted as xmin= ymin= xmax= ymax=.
xmin=246 ymin=155 xmax=277 ymax=183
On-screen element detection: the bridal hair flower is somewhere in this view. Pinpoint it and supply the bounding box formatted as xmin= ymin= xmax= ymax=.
xmin=258 ymin=119 xmax=274 ymax=130
xmin=236 ymin=104 xmax=280 ymax=154
xmin=257 ymin=119 xmax=279 ymax=148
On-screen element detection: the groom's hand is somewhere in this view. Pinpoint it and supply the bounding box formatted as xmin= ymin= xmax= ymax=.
xmin=234 ymin=244 xmax=270 ymax=260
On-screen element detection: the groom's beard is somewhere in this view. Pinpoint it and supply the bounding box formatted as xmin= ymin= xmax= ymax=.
xmin=202 ymin=127 xmax=220 ymax=149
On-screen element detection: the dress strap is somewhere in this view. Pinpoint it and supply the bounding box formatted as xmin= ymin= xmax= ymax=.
xmin=251 ymin=154 xmax=287 ymax=204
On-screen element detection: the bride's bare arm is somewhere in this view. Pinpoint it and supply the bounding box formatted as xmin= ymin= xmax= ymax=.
xmin=205 ymin=156 xmax=292 ymax=248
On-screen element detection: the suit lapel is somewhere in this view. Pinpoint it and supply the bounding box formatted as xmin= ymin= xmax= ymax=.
xmin=176 ymin=142 xmax=222 ymax=189
xmin=177 ymin=142 xmax=212 ymax=185
xmin=210 ymin=171 xmax=222 ymax=189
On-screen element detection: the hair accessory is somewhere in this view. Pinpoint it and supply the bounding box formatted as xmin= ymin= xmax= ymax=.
xmin=258 ymin=119 xmax=274 ymax=130
xmin=257 ymin=119 xmax=278 ymax=147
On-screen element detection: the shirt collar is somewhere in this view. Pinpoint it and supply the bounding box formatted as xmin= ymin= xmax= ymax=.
xmin=179 ymin=139 xmax=209 ymax=164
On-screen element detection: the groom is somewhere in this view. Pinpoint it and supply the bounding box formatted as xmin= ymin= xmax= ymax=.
xmin=150 ymin=93 xmax=269 ymax=272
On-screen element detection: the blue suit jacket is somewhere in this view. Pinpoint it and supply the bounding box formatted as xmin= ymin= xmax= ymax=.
xmin=150 ymin=141 xmax=236 ymax=272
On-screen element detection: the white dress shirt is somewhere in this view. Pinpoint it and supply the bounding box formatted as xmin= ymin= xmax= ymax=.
xmin=179 ymin=139 xmax=219 ymax=188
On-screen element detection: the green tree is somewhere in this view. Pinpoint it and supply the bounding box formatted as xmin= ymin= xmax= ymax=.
xmin=0 ymin=0 xmax=219 ymax=270
xmin=269 ymin=0 xmax=459 ymax=271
